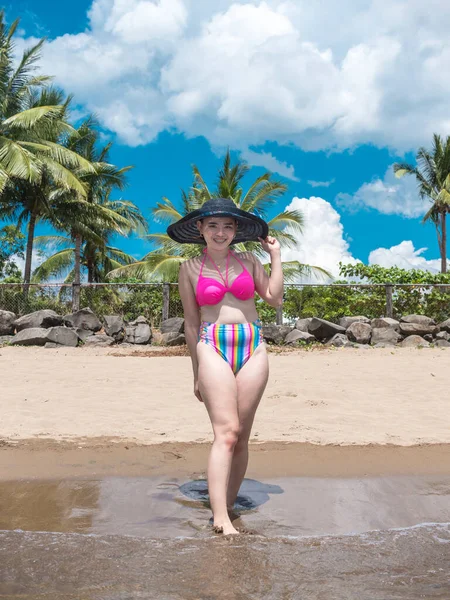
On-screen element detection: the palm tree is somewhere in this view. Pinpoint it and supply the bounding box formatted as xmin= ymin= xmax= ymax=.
xmin=109 ymin=150 xmax=328 ymax=281
xmin=32 ymin=119 xmax=147 ymax=309
xmin=394 ymin=134 xmax=450 ymax=273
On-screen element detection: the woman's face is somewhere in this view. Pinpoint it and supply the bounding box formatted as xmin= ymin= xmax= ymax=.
xmin=197 ymin=216 xmax=237 ymax=249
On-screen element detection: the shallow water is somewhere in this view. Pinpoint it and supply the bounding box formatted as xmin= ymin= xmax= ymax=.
xmin=1 ymin=476 xmax=450 ymax=598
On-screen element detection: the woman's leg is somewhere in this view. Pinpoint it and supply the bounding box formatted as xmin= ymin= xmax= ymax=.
xmin=227 ymin=344 xmax=269 ymax=509
xmin=197 ymin=341 xmax=240 ymax=534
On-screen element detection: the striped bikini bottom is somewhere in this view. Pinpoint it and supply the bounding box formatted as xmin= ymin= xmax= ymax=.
xmin=198 ymin=320 xmax=263 ymax=374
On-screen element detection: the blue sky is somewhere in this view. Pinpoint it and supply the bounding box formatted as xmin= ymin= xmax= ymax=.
xmin=6 ymin=0 xmax=450 ymax=276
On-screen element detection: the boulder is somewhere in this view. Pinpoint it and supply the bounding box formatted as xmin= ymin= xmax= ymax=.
xmin=14 ymin=309 xmax=63 ymax=331
xmin=399 ymin=323 xmax=439 ymax=337
xmin=438 ymin=318 xmax=450 ymax=333
xmin=0 ymin=310 xmax=16 ymax=335
xmin=294 ymin=318 xmax=312 ymax=333
xmin=44 ymin=342 xmax=64 ymax=349
xmin=104 ymin=315 xmax=125 ymax=341
xmin=74 ymin=328 xmax=92 ymax=342
xmin=0 ymin=335 xmax=13 ymax=345
xmin=346 ymin=322 xmax=372 ymax=344
xmin=436 ymin=331 xmax=450 ymax=341
xmin=262 ymin=325 xmax=291 ymax=344
xmin=372 ymin=342 xmax=396 ymax=348
xmin=339 ymin=316 xmax=370 ymax=329
xmin=64 ymin=308 xmax=102 ymax=332
xmin=160 ymin=317 xmax=184 ymax=334
xmin=84 ymin=334 xmax=115 ymax=347
xmin=399 ymin=335 xmax=429 ymax=348
xmin=423 ymin=334 xmax=434 ymax=343
xmin=308 ymin=318 xmax=346 ymax=340
xmin=10 ymin=327 xmax=49 ymax=346
xmin=284 ymin=329 xmax=316 ymax=345
xmin=161 ymin=332 xmax=186 ymax=346
xmin=371 ymin=317 xmax=400 ymax=330
xmin=401 ymin=314 xmax=436 ymax=326
xmin=129 ymin=316 xmax=148 ymax=326
xmin=47 ymin=326 xmax=79 ymax=347
xmin=435 ymin=339 xmax=450 ymax=347
xmin=124 ymin=322 xmax=152 ymax=344
xmin=325 ymin=333 xmax=350 ymax=347
xmin=371 ymin=327 xmax=401 ymax=346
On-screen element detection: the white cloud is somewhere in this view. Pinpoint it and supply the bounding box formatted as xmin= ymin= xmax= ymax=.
xmin=240 ymin=149 xmax=299 ymax=180
xmin=336 ymin=167 xmax=430 ymax=218
xmin=368 ymin=240 xmax=442 ymax=272
xmin=280 ymin=197 xmax=443 ymax=279
xmin=15 ymin=0 xmax=450 ymax=150
xmin=308 ymin=179 xmax=335 ymax=188
xmin=281 ymin=196 xmax=359 ymax=280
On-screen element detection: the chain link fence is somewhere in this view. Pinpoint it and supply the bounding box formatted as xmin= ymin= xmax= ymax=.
xmin=1 ymin=282 xmax=450 ymax=326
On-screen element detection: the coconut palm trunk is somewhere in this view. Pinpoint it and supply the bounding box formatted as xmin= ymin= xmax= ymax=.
xmin=23 ymin=211 xmax=37 ymax=297
xmin=72 ymin=232 xmax=82 ymax=312
xmin=441 ymin=210 xmax=447 ymax=273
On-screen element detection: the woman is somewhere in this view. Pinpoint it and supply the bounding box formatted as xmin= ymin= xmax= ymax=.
xmin=167 ymin=198 xmax=283 ymax=535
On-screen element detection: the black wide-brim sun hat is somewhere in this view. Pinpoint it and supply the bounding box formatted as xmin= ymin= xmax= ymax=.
xmin=167 ymin=198 xmax=269 ymax=245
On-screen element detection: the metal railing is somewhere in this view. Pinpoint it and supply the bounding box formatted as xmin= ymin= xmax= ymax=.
xmin=1 ymin=282 xmax=450 ymax=326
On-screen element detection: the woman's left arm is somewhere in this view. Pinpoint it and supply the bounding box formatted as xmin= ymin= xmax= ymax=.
xmin=249 ymin=236 xmax=283 ymax=308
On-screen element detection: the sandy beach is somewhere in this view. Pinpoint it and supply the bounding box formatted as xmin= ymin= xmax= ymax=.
xmin=3 ymin=345 xmax=450 ymax=599
xmin=2 ymin=344 xmax=450 ymax=448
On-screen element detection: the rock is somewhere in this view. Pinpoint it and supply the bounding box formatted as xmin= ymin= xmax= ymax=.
xmin=371 ymin=327 xmax=401 ymax=346
xmin=0 ymin=335 xmax=13 ymax=345
xmin=423 ymin=334 xmax=434 ymax=342
xmin=399 ymin=323 xmax=439 ymax=337
xmin=64 ymin=308 xmax=102 ymax=332
xmin=262 ymin=325 xmax=292 ymax=344
xmin=401 ymin=314 xmax=436 ymax=326
xmin=104 ymin=315 xmax=125 ymax=341
xmin=436 ymin=331 xmax=450 ymax=341
xmin=47 ymin=326 xmax=79 ymax=347
xmin=294 ymin=318 xmax=312 ymax=333
xmin=308 ymin=318 xmax=346 ymax=340
xmin=438 ymin=318 xmax=450 ymax=333
xmin=84 ymin=334 xmax=115 ymax=347
xmin=435 ymin=339 xmax=450 ymax=347
xmin=160 ymin=317 xmax=184 ymax=334
xmin=325 ymin=333 xmax=350 ymax=347
xmin=339 ymin=316 xmax=370 ymax=329
xmin=129 ymin=316 xmax=148 ymax=326
xmin=124 ymin=323 xmax=152 ymax=344
xmin=161 ymin=332 xmax=186 ymax=346
xmin=284 ymin=330 xmax=316 ymax=345
xmin=0 ymin=310 xmax=16 ymax=335
xmin=74 ymin=328 xmax=92 ymax=342
xmin=14 ymin=309 xmax=63 ymax=331
xmin=371 ymin=317 xmax=400 ymax=330
xmin=372 ymin=342 xmax=396 ymax=348
xmin=399 ymin=335 xmax=429 ymax=348
xmin=44 ymin=342 xmax=63 ymax=348
xmin=346 ymin=322 xmax=372 ymax=344
xmin=10 ymin=327 xmax=49 ymax=346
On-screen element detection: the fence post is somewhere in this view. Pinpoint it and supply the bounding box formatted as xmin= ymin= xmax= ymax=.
xmin=162 ymin=283 xmax=170 ymax=322
xmin=385 ymin=284 xmax=393 ymax=318
xmin=72 ymin=282 xmax=80 ymax=313
xmin=276 ymin=305 xmax=283 ymax=325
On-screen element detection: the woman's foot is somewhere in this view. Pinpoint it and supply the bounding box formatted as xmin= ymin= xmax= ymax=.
xmin=212 ymin=522 xmax=239 ymax=535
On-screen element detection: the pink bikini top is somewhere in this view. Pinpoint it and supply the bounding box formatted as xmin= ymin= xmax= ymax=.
xmin=196 ymin=250 xmax=255 ymax=306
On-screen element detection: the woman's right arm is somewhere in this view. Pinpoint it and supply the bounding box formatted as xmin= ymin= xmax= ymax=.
xmin=178 ymin=261 xmax=202 ymax=401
